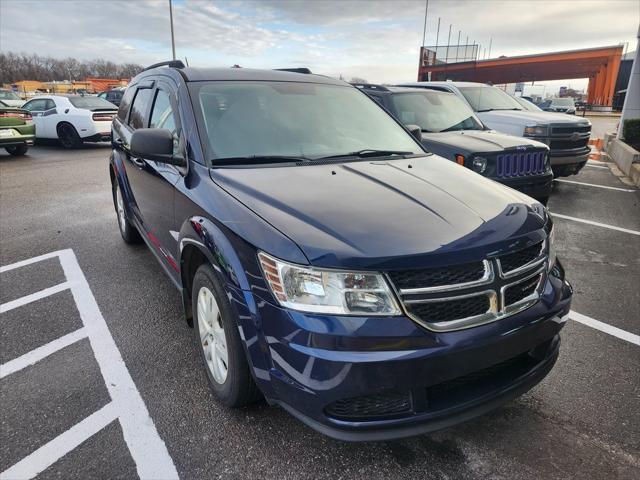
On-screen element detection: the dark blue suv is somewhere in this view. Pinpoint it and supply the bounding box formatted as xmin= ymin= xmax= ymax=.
xmin=110 ymin=61 xmax=572 ymax=441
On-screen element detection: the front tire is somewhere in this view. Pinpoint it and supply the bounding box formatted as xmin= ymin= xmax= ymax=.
xmin=192 ymin=263 xmax=260 ymax=407
xmin=5 ymin=145 xmax=29 ymax=156
xmin=112 ymin=180 xmax=142 ymax=243
xmin=57 ymin=123 xmax=83 ymax=149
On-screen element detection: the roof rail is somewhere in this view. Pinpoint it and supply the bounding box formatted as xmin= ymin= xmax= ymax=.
xmin=351 ymin=83 xmax=390 ymax=92
xmin=143 ymin=60 xmax=186 ymax=72
xmin=274 ymin=68 xmax=312 ymax=74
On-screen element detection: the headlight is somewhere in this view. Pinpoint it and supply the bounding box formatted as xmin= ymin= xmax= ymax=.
xmin=524 ymin=124 xmax=547 ymax=136
xmin=258 ymin=252 xmax=401 ymax=315
xmin=547 ymin=226 xmax=556 ymax=271
xmin=471 ymin=156 xmax=488 ymax=174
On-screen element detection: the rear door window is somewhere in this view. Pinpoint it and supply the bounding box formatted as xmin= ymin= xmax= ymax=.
xmin=127 ymin=88 xmax=154 ymax=130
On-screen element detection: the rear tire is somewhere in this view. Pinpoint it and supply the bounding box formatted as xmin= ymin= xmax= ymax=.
xmin=5 ymin=145 xmax=28 ymax=156
xmin=112 ymin=180 xmax=142 ymax=244
xmin=57 ymin=123 xmax=82 ymax=149
xmin=192 ymin=263 xmax=260 ymax=407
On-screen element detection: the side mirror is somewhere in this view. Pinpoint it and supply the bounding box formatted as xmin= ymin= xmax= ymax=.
xmin=405 ymin=124 xmax=422 ymax=141
xmin=130 ymin=128 xmax=185 ymax=166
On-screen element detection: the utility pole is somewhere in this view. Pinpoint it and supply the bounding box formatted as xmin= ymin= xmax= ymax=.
xmin=445 ymin=24 xmax=452 ymax=63
xmin=488 ymin=37 xmax=492 ymax=59
xmin=456 ymin=30 xmax=461 ymax=63
xmin=169 ymin=0 xmax=176 ymax=60
xmin=421 ymin=0 xmax=429 ymax=47
xmin=435 ymin=17 xmax=441 ymax=54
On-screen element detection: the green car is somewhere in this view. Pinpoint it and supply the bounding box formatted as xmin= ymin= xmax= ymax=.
xmin=0 ymin=99 xmax=35 ymax=156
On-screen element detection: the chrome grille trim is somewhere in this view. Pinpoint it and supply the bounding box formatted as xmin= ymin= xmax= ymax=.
xmin=397 ymin=260 xmax=493 ymax=294
xmin=496 ymin=240 xmax=546 ymax=278
xmin=500 ymin=265 xmax=546 ymax=315
xmin=389 ymin=247 xmax=548 ymax=332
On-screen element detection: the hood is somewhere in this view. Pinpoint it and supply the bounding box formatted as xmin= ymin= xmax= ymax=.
xmin=210 ymin=156 xmax=547 ymax=270
xmin=421 ymin=130 xmax=548 ymax=155
xmin=480 ymin=109 xmax=588 ymax=125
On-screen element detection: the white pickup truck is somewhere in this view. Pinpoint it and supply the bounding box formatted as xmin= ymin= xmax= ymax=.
xmin=398 ymin=81 xmax=591 ymax=177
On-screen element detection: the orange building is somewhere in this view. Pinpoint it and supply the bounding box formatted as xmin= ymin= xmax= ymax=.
xmin=418 ymin=45 xmax=624 ymax=106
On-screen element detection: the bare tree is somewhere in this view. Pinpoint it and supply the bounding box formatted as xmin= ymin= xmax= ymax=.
xmin=0 ymin=52 xmax=143 ymax=84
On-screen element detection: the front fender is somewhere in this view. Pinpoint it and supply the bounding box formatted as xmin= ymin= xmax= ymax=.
xmin=178 ymin=216 xmax=275 ymax=395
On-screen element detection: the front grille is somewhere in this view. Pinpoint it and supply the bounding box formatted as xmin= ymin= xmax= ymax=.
xmin=325 ymin=391 xmax=411 ymax=420
xmin=549 ymin=137 xmax=589 ymax=150
xmin=504 ymin=274 xmax=541 ymax=306
xmin=498 ymin=241 xmax=543 ymax=274
xmin=496 ymin=150 xmax=547 ymax=178
xmin=387 ymin=261 xmax=485 ymax=290
xmin=551 ymin=125 xmax=591 ymax=135
xmin=406 ymin=295 xmax=490 ymax=323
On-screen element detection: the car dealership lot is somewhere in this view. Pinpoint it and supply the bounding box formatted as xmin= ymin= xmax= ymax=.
xmin=1 ymin=146 xmax=638 ymax=479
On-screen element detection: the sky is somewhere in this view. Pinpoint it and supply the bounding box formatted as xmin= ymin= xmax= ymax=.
xmin=1 ymin=0 xmax=638 ymax=93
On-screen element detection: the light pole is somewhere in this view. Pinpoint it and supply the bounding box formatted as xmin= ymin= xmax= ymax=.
xmin=169 ymin=0 xmax=176 ymax=60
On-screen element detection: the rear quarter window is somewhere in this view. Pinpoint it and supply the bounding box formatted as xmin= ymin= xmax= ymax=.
xmin=117 ymin=87 xmax=136 ymax=121
xmin=128 ymin=88 xmax=154 ymax=130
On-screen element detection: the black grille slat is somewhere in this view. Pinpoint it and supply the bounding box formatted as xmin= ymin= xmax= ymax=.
xmin=550 ymin=125 xmax=591 ymax=135
xmin=504 ymin=274 xmax=541 ymax=306
xmin=406 ymin=295 xmax=489 ymax=323
xmin=549 ymin=138 xmax=589 ymax=150
xmin=498 ymin=242 xmax=543 ymax=274
xmin=388 ymin=262 xmax=485 ymax=290
xmin=325 ymin=391 xmax=411 ymax=420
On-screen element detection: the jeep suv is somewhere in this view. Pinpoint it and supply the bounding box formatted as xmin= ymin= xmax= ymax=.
xmin=110 ymin=61 xmax=572 ymax=441
xmin=354 ymin=84 xmax=553 ymax=204
xmin=398 ymin=82 xmax=591 ymax=177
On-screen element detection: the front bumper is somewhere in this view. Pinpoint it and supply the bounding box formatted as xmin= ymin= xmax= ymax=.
xmin=252 ymin=263 xmax=572 ymax=441
xmin=550 ymin=149 xmax=589 ymax=177
xmin=493 ymin=171 xmax=553 ymax=200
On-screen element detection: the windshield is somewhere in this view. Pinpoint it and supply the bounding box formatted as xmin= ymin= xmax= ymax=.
xmin=0 ymin=90 xmax=21 ymax=101
xmin=389 ymin=91 xmax=483 ymax=132
xmin=552 ymin=98 xmax=575 ymax=106
xmin=458 ymin=86 xmax=523 ymax=112
xmin=514 ymin=96 xmax=542 ymax=112
xmin=190 ymin=81 xmax=423 ymax=163
xmin=68 ymin=96 xmax=117 ymax=109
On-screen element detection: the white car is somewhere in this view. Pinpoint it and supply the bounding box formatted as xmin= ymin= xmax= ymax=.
xmin=21 ymin=95 xmax=118 ymax=148
xmin=0 ymin=89 xmax=24 ymax=107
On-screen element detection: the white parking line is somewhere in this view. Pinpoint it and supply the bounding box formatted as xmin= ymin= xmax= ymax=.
xmin=0 ymin=282 xmax=71 ymax=314
xmin=0 ymin=250 xmax=178 ymax=480
xmin=0 ymin=327 xmax=87 ymax=379
xmin=0 ymin=403 xmax=119 ymax=480
xmin=554 ymin=178 xmax=636 ymax=192
xmin=551 ymin=213 xmax=640 ymax=236
xmin=570 ymin=311 xmax=640 ymax=346
xmin=587 ymin=159 xmax=610 ymax=166
xmin=584 ymin=164 xmax=609 ymax=170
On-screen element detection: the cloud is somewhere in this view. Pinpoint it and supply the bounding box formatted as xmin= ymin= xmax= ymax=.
xmin=0 ymin=0 xmax=637 ymax=88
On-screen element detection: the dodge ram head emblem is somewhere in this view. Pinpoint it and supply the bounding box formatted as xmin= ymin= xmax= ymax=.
xmin=571 ymin=132 xmax=581 ymax=141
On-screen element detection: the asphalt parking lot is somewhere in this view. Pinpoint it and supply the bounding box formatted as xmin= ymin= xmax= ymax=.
xmin=1 ymin=144 xmax=638 ymax=480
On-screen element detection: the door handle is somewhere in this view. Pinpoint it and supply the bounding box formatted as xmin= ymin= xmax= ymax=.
xmin=131 ymin=157 xmax=145 ymax=168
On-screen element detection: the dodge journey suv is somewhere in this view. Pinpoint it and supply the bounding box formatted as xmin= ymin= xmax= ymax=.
xmin=110 ymin=61 xmax=572 ymax=441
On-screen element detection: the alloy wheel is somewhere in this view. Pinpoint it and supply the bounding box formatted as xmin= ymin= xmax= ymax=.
xmin=197 ymin=286 xmax=229 ymax=384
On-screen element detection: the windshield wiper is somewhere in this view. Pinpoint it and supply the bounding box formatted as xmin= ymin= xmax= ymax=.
xmin=212 ymin=155 xmax=312 ymax=166
xmin=318 ymin=149 xmax=416 ymax=160
xmin=477 ymin=108 xmax=522 ymax=112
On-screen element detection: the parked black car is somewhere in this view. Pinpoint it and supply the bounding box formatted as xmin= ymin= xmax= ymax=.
xmin=98 ymin=89 xmax=124 ymax=106
xmin=110 ymin=61 xmax=571 ymax=441
xmin=354 ymin=84 xmax=553 ymax=204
